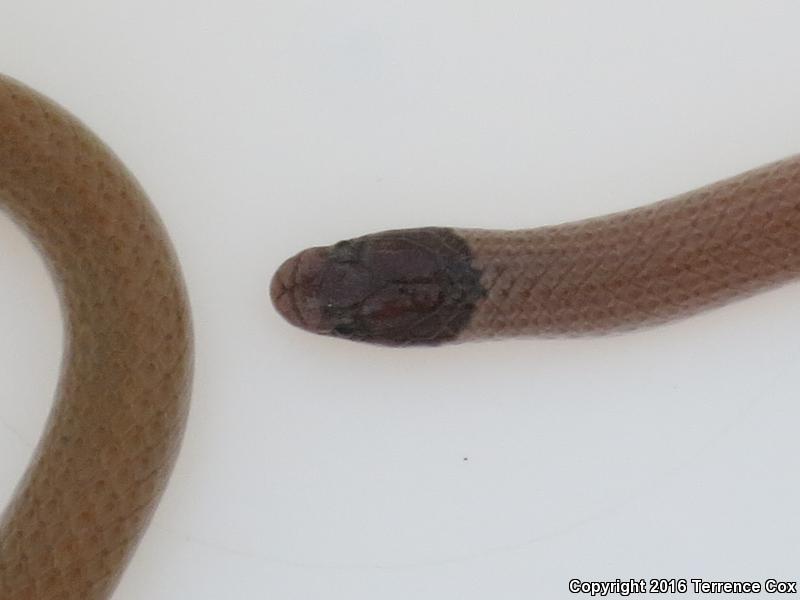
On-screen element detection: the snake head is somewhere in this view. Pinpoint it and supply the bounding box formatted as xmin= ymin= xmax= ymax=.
xmin=270 ymin=228 xmax=485 ymax=346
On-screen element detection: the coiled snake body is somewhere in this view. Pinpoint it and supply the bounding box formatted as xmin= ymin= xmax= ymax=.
xmin=0 ymin=76 xmax=192 ymax=598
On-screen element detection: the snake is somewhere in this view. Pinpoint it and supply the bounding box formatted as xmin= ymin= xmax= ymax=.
xmin=0 ymin=75 xmax=192 ymax=599
xmin=272 ymin=155 xmax=800 ymax=346
xmin=0 ymin=71 xmax=797 ymax=599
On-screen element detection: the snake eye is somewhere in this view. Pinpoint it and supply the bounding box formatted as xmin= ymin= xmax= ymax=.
xmin=331 ymin=240 xmax=360 ymax=263
xmin=332 ymin=323 xmax=355 ymax=337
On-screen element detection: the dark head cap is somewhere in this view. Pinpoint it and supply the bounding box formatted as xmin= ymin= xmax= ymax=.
xmin=270 ymin=228 xmax=484 ymax=346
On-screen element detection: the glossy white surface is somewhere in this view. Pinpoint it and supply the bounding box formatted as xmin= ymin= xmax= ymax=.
xmin=1 ymin=1 xmax=799 ymax=597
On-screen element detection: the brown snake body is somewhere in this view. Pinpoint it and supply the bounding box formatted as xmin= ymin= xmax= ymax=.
xmin=273 ymin=155 xmax=800 ymax=346
xmin=0 ymin=76 xmax=192 ymax=598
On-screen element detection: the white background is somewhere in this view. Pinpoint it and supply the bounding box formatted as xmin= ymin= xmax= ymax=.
xmin=1 ymin=1 xmax=799 ymax=598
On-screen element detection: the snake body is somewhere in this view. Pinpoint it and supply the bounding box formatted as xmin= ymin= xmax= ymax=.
xmin=272 ymin=155 xmax=800 ymax=345
xmin=0 ymin=76 xmax=192 ymax=598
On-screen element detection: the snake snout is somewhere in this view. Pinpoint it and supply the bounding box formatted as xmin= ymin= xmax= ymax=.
xmin=271 ymin=247 xmax=329 ymax=334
